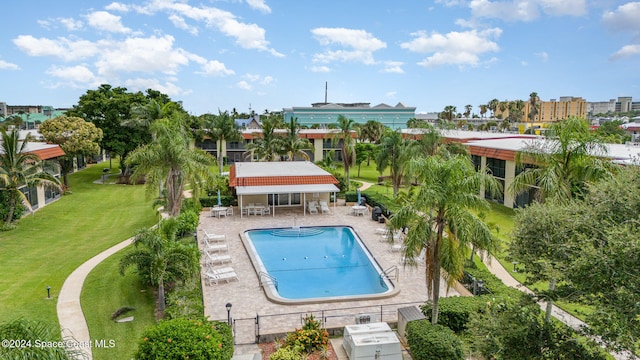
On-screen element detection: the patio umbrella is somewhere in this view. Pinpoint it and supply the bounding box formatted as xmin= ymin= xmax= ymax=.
xmin=357 ymin=189 xmax=361 ymax=205
xmin=217 ymin=189 xmax=221 ymax=206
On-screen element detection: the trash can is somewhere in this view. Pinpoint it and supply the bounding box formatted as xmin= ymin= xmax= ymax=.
xmin=372 ymin=206 xmax=382 ymax=221
xmin=360 ymin=196 xmax=367 ymax=206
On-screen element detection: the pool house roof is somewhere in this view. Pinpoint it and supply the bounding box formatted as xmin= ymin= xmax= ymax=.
xmin=229 ymin=161 xmax=339 ymax=195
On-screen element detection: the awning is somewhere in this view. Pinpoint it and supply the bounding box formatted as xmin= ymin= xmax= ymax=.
xmin=235 ymin=184 xmax=339 ymax=195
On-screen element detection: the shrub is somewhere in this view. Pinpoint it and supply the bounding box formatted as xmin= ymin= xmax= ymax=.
xmin=175 ymin=209 xmax=199 ymax=237
xmin=165 ymin=277 xmax=204 ymax=320
xmin=269 ymin=346 xmax=303 ymax=360
xmin=135 ymin=318 xmax=233 ymax=360
xmin=0 ymin=190 xmax=26 ymax=224
xmin=406 ymin=320 xmax=464 ymax=360
xmin=283 ymin=315 xmax=329 ymax=353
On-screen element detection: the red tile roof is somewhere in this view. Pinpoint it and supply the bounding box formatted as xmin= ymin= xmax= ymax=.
xmin=467 ymin=146 xmax=517 ymax=162
xmin=230 ymin=175 xmax=338 ymax=187
xmin=32 ymin=146 xmax=66 ymax=160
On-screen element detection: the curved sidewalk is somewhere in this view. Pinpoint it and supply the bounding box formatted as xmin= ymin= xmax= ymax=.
xmin=57 ymin=238 xmax=134 ymax=360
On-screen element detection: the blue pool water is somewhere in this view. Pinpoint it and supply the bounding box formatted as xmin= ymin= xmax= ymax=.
xmin=245 ymin=226 xmax=391 ymax=301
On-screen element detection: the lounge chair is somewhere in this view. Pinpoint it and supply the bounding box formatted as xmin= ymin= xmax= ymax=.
xmin=204 ymin=252 xmax=232 ymax=266
xmin=205 ymin=266 xmax=235 ymax=275
xmin=319 ymin=201 xmax=330 ymax=214
xmin=402 ymin=248 xmax=426 ymax=266
xmin=204 ymin=243 xmax=228 ymax=253
xmin=204 ymin=270 xmax=239 ymax=285
xmin=308 ymin=201 xmax=319 ymax=215
xmin=389 ymin=243 xmax=404 ymax=252
xmin=260 ymin=206 xmax=270 ymax=216
xmin=201 ymin=229 xmax=226 ymax=243
xmin=226 ymin=206 xmax=234 ymax=216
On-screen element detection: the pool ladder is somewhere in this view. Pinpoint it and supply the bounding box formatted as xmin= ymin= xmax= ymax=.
xmin=380 ymin=265 xmax=399 ymax=281
xmin=259 ymin=271 xmax=278 ymax=290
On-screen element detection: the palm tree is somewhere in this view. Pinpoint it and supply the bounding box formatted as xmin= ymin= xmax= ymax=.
xmin=497 ymin=101 xmax=509 ymax=119
xmin=334 ymin=115 xmax=357 ymax=190
xmin=375 ymin=129 xmax=414 ymax=197
xmin=203 ymin=111 xmax=242 ymax=174
xmin=359 ymin=120 xmax=385 ymax=144
xmin=479 ymin=104 xmax=488 ymax=119
xmin=245 ymin=117 xmax=283 ymax=161
xmin=126 ymin=116 xmax=215 ymax=217
xmin=441 ymin=106 xmax=457 ymax=122
xmin=464 ymin=104 xmax=472 ymax=119
xmin=389 ymin=155 xmax=501 ymax=324
xmin=281 ymin=117 xmax=313 ymax=161
xmin=528 ymin=92 xmax=540 ymax=123
xmin=119 ymin=218 xmax=200 ymax=312
xmin=0 ymin=129 xmax=62 ymax=227
xmin=488 ymin=99 xmax=499 ymax=118
xmin=508 ymin=100 xmax=525 ymax=123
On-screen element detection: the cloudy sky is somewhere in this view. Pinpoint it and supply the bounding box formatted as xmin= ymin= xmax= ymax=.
xmin=1 ymin=0 xmax=638 ymax=115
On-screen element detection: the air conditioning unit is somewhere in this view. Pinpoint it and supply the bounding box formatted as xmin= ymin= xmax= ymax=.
xmin=354 ymin=313 xmax=377 ymax=324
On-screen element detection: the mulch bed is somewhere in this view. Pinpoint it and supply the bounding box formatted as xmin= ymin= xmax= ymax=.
xmin=258 ymin=341 xmax=339 ymax=360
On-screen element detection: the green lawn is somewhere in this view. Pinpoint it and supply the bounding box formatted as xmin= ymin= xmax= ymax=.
xmin=0 ymin=162 xmax=157 ymax=327
xmin=81 ymin=248 xmax=157 ymax=360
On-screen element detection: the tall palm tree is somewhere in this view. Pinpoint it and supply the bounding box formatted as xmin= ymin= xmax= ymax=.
xmin=488 ymin=98 xmax=499 ymax=118
xmin=281 ymin=117 xmax=313 ymax=161
xmin=203 ymin=110 xmax=242 ymax=174
xmin=389 ymin=155 xmax=501 ymax=324
xmin=528 ymin=92 xmax=540 ymax=123
xmin=375 ymin=129 xmax=414 ymax=198
xmin=441 ymin=106 xmax=457 ymax=122
xmin=119 ymin=218 xmax=200 ymax=312
xmin=479 ymin=104 xmax=488 ymax=119
xmin=245 ymin=117 xmax=283 ymax=161
xmin=333 ymin=115 xmax=357 ymax=190
xmin=0 ymin=129 xmax=62 ymax=227
xmin=126 ymin=116 xmax=215 ymax=217
xmin=359 ymin=120 xmax=385 ymax=144
xmin=464 ymin=104 xmax=472 ymax=119
xmin=497 ymin=101 xmax=509 ymax=119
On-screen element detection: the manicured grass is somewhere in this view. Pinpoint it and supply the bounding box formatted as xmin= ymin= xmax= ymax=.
xmin=81 ymin=248 xmax=156 ymax=360
xmin=0 ymin=161 xmax=157 ymax=327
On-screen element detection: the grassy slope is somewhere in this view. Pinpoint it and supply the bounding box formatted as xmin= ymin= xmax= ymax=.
xmin=81 ymin=248 xmax=156 ymax=360
xmin=0 ymin=162 xmax=157 ymax=326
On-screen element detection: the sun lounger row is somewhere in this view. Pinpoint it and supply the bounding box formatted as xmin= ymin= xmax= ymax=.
xmin=204 ymin=265 xmax=239 ymax=285
xmin=307 ymin=200 xmax=330 ymax=214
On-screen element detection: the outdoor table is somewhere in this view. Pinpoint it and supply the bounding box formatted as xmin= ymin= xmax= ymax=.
xmin=210 ymin=206 xmax=228 ymax=218
xmin=351 ymin=205 xmax=367 ymax=216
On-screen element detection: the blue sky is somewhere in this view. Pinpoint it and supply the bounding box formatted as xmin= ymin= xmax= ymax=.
xmin=1 ymin=0 xmax=639 ymax=116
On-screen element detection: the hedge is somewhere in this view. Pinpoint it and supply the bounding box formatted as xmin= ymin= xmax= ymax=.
xmin=406 ymin=320 xmax=464 ymax=360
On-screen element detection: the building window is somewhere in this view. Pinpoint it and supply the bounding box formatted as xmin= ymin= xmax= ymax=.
xmin=484 ymin=157 xmax=505 ymax=203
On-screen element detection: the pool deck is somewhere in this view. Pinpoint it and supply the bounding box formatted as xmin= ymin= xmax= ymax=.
xmin=199 ymin=205 xmax=462 ymax=347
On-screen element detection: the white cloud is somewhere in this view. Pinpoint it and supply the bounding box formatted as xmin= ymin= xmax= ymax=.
xmin=46 ymin=65 xmax=100 ymax=85
xmin=610 ymin=44 xmax=640 ymax=60
xmin=59 ymin=18 xmax=84 ymax=31
xmin=468 ymin=0 xmax=586 ymax=21
xmin=311 ymin=27 xmax=386 ymax=65
xmin=94 ymin=35 xmax=190 ymax=76
xmin=246 ymin=0 xmax=271 ymax=14
xmin=168 ymin=14 xmax=198 ymax=35
xmin=382 ymin=61 xmax=404 ymax=74
xmin=105 ymin=2 xmax=131 ymax=12
xmin=86 ymin=11 xmax=132 ymax=33
xmin=199 ymin=60 xmax=235 ymax=76
xmin=124 ymin=78 xmax=187 ymax=96
xmin=13 ymin=35 xmax=100 ymax=62
xmin=400 ymin=28 xmax=501 ymax=68
xmin=0 ymin=60 xmax=19 ymax=70
xmin=310 ymin=65 xmax=331 ymax=72
xmin=535 ymin=51 xmax=549 ymax=61
xmin=137 ymin=1 xmax=283 ymax=56
xmin=236 ymin=80 xmax=252 ymax=90
xmin=602 ymin=2 xmax=640 ymax=34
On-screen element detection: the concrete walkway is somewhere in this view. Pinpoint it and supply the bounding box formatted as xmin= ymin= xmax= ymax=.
xmin=57 ymin=238 xmax=135 ymax=360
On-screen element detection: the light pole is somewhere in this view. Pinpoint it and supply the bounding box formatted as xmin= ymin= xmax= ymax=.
xmin=46 ymin=286 xmax=51 ymax=299
xmin=225 ymin=303 xmax=232 ymax=326
xmin=512 ymin=261 xmax=518 ymax=272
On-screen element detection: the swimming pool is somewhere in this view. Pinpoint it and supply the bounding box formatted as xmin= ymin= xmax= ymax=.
xmin=243 ymin=226 xmax=397 ymax=304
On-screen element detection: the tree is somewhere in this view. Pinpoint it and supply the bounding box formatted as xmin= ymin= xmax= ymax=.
xmin=479 ymin=104 xmax=488 ymax=119
xmin=509 ymin=116 xmax=613 ymax=203
xmin=359 ymin=120 xmax=385 ymax=144
xmin=375 ymin=129 xmax=413 ymax=197
xmin=527 ymin=92 xmax=539 ymax=123
xmin=281 ymin=117 xmax=312 ymax=161
xmin=508 ymin=100 xmax=525 ymax=123
xmin=333 ymin=115 xmax=357 ymax=190
xmin=595 ymin=120 xmax=630 ymax=144
xmin=202 ymin=111 xmax=242 ymax=173
xmin=119 ymin=218 xmax=200 ymax=312
xmin=126 ymin=116 xmax=215 ymax=217
xmin=463 ymin=104 xmax=472 ymax=119
xmin=39 ymin=116 xmax=103 ymax=188
xmin=66 ymin=84 xmax=151 ymax=175
xmin=388 ymin=155 xmax=501 ymax=324
xmin=440 ymin=106 xmax=456 ymax=122
xmin=488 ymin=98 xmax=499 ymax=118
xmin=0 ymin=129 xmax=62 ymax=228
xmin=245 ymin=117 xmax=282 ymax=161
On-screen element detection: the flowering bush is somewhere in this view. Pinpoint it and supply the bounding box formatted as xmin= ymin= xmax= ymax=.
xmin=136 ymin=318 xmax=233 ymax=360
xmin=283 ymin=315 xmax=329 ymax=353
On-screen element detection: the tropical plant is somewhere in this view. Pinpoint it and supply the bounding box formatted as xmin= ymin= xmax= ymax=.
xmin=464 ymin=104 xmax=472 ymax=118
xmin=440 ymin=105 xmax=456 ymax=122
xmin=245 ymin=117 xmax=283 ymax=161
xmin=479 ymin=104 xmax=488 ymax=119
xmin=119 ymin=217 xmax=200 ymax=312
xmin=488 ymin=98 xmax=499 ymax=118
xmin=126 ymin=116 xmax=215 ymax=217
xmin=388 ymin=155 xmax=501 ymax=324
xmin=203 ymin=110 xmax=242 ymax=173
xmin=39 ymin=115 xmax=103 ymax=187
xmin=359 ymin=120 xmax=385 ymax=144
xmin=281 ymin=117 xmax=313 ymax=161
xmin=375 ymin=129 xmax=414 ymax=197
xmin=0 ymin=129 xmax=62 ymax=228
xmin=527 ymin=92 xmax=539 ymax=123
xmin=333 ymin=115 xmax=357 ymax=190
xmin=0 ymin=318 xmax=85 ymax=359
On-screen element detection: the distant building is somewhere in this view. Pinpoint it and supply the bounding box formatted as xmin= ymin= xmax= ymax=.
xmin=283 ymin=102 xmax=416 ymax=129
xmin=588 ymin=96 xmax=640 ymax=115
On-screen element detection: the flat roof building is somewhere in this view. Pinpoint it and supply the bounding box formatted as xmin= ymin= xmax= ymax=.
xmin=283 ymin=102 xmax=416 ymax=130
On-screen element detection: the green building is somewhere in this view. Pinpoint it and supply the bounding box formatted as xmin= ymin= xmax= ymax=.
xmin=283 ymin=102 xmax=416 ymax=129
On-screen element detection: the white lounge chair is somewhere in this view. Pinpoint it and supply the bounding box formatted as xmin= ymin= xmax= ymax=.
xmin=201 ymin=229 xmax=226 ymax=243
xmin=389 ymin=243 xmax=404 ymax=252
xmin=308 ymin=201 xmax=319 ymax=215
xmin=226 ymin=206 xmax=234 ymax=216
xmin=204 ymin=252 xmax=232 ymax=266
xmin=204 ymin=270 xmax=239 ymax=285
xmin=319 ymin=201 xmax=330 ymax=214
xmin=260 ymin=206 xmax=270 ymax=216
xmin=204 ymin=243 xmax=228 ymax=253
xmin=205 ymin=266 xmax=235 ymax=275
xmin=402 ymin=248 xmax=426 ymax=266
